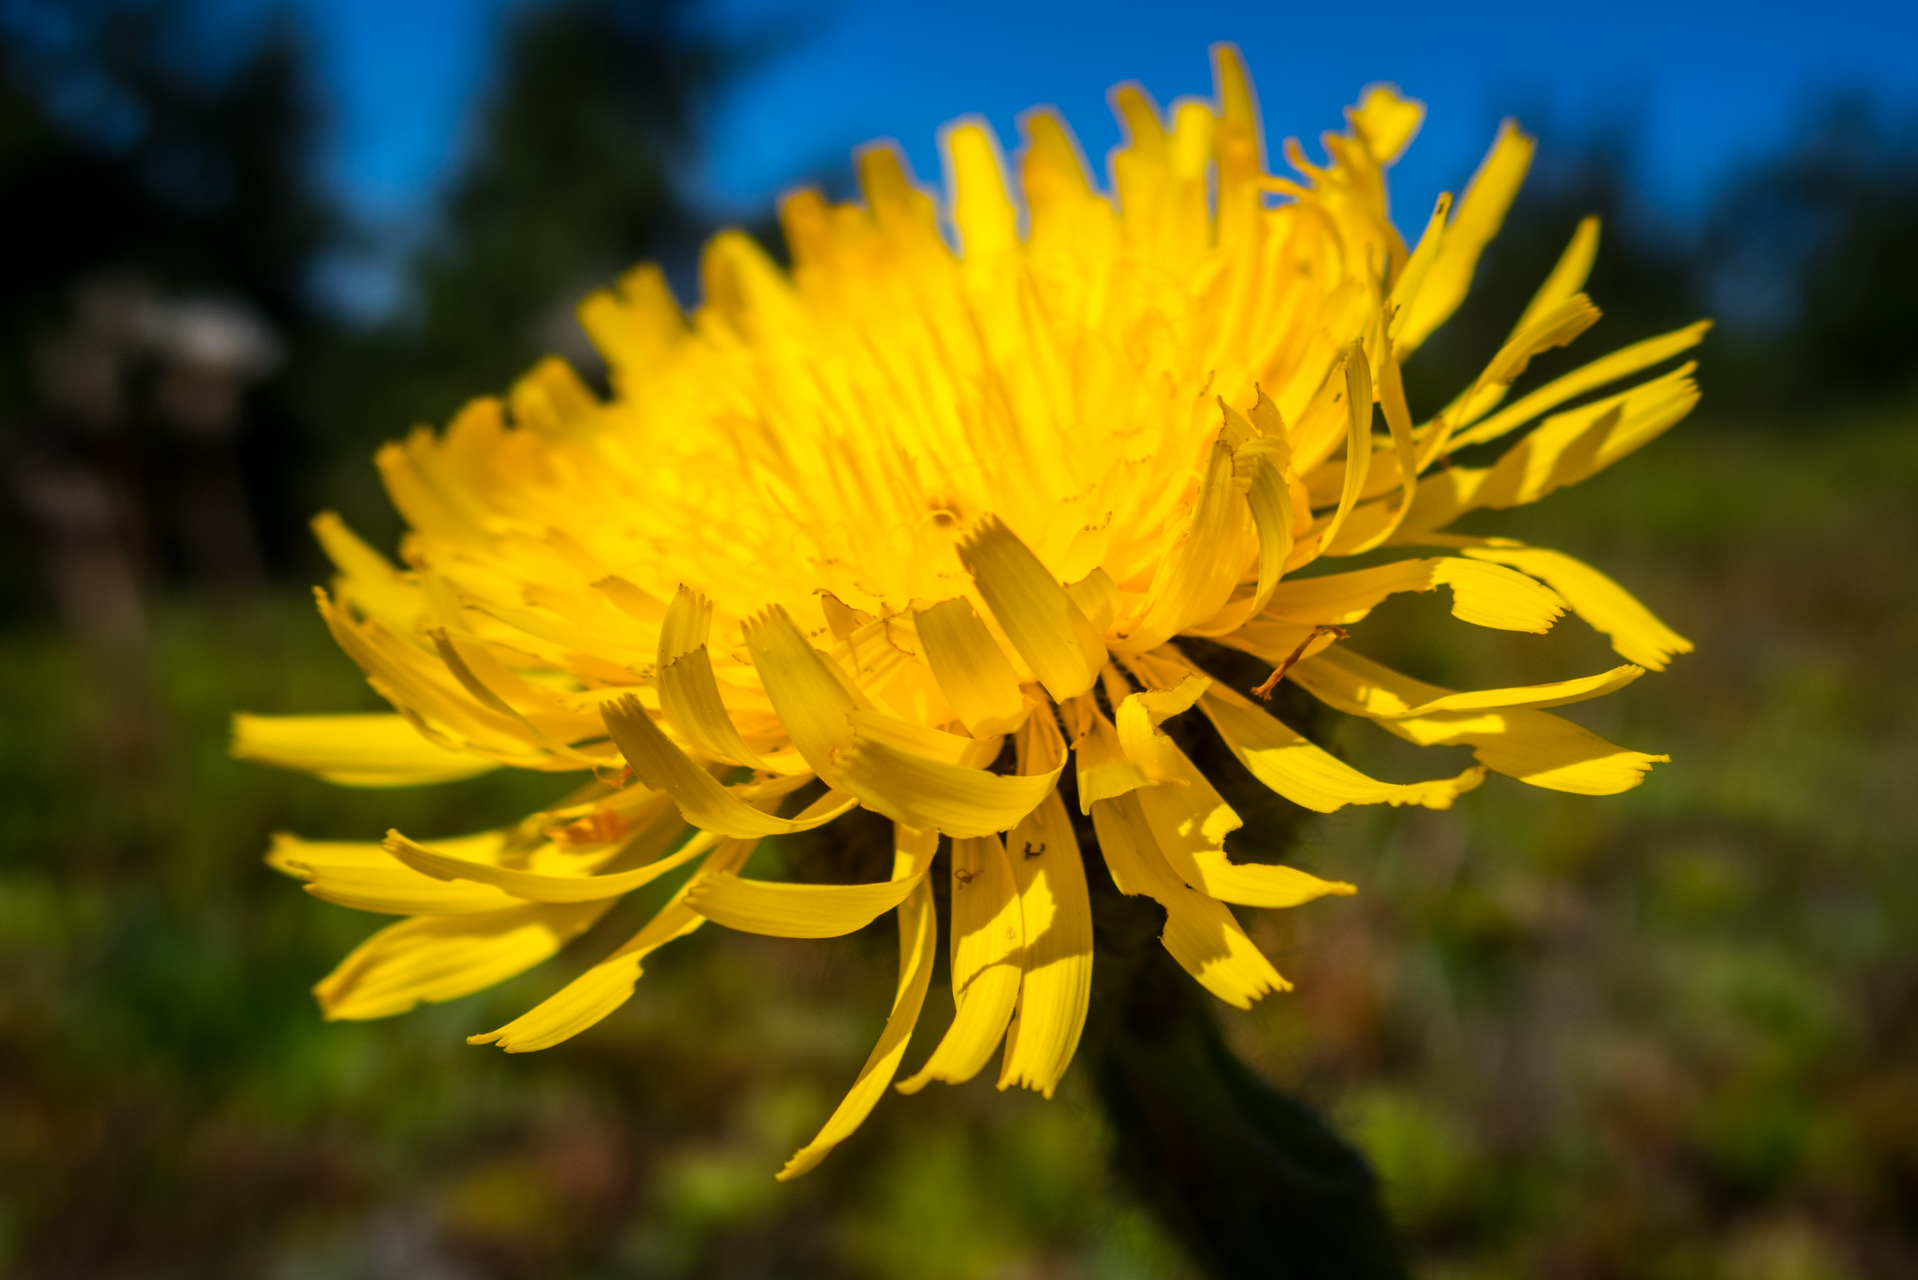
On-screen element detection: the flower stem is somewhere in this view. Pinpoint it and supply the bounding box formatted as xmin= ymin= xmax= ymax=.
xmin=1083 ymin=885 xmax=1408 ymax=1280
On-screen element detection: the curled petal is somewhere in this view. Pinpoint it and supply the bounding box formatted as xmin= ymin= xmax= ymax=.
xmin=1196 ymin=675 xmax=1485 ymax=812
xmin=1291 ymin=646 xmax=1668 ymax=795
xmin=689 ymin=872 xmax=925 ymax=939
xmin=779 ymin=839 xmax=939 ymax=1180
xmin=899 ymin=834 xmax=1023 ymax=1093
xmin=602 ymin=694 xmax=858 ymax=838
xmin=470 ymin=835 xmax=757 ymax=1053
xmin=958 ymin=516 xmax=1105 ymax=701
xmin=1091 ymin=792 xmax=1289 ymax=1009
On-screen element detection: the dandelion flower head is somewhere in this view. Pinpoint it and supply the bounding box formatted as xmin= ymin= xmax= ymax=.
xmin=238 ymin=46 xmax=1703 ymax=1179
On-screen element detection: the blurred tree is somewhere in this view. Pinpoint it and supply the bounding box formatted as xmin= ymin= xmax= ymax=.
xmin=0 ymin=0 xmax=334 ymax=612
xmin=1704 ymin=99 xmax=1918 ymax=413
xmin=320 ymin=0 xmax=732 ymax=460
xmin=0 ymin=1 xmax=328 ymax=377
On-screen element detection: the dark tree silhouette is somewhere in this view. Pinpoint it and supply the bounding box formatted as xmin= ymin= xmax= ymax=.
xmin=324 ymin=0 xmax=732 ymax=449
xmin=1705 ymin=100 xmax=1918 ymax=412
xmin=0 ymin=0 xmax=333 ymax=612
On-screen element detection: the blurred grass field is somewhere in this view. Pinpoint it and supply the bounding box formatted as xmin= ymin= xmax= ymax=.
xmin=3 ymin=407 xmax=1914 ymax=1278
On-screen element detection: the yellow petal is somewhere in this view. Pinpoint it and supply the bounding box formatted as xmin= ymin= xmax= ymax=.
xmin=1349 ymin=82 xmax=1424 ymax=164
xmin=945 ymin=120 xmax=1018 ymax=259
xmin=957 ymin=516 xmax=1105 ymax=701
xmin=470 ymin=835 xmax=757 ymax=1052
xmin=1386 ymin=192 xmax=1452 ymax=326
xmin=310 ymin=511 xmax=423 ymax=631
xmin=1124 ymin=439 xmax=1254 ymax=650
xmin=1113 ymin=673 xmax=1209 ymax=782
xmin=315 ymin=901 xmax=612 ymax=1021
xmin=886 ymin=822 xmax=943 ymax=881
xmin=601 ymin=694 xmax=859 ymax=838
xmin=741 ymin=606 xmax=861 ymax=782
xmin=373 ymin=428 xmax=484 ymax=543
xmin=660 ymin=642 xmax=781 ymax=768
xmin=946 ymin=835 xmax=1024 ymax=988
xmin=1262 ymin=556 xmax=1565 ymax=633
xmin=914 ymin=597 xmax=1029 ymax=736
xmin=1130 ymin=733 xmax=1358 ymax=910
xmin=833 ymin=734 xmax=1060 ymax=839
xmin=845 ymin=708 xmax=1001 ymax=769
xmin=898 ymin=834 xmax=1023 ymax=1092
xmin=1290 ymin=652 xmax=1645 ymax=718
xmin=1328 ymin=331 xmax=1421 ymax=555
xmin=1070 ymin=698 xmax=1153 ymax=811
xmin=778 ymin=872 xmax=937 ymax=1180
xmin=1021 ymin=107 xmax=1097 ymax=214
xmin=997 ymin=770 xmax=1091 ymax=1095
xmin=428 ymin=628 xmax=607 ymax=764
xmin=688 ymin=869 xmax=925 ymax=938
xmin=301 ymin=865 xmax=518 ymax=915
xmin=268 ymin=832 xmax=521 ymax=915
xmin=314 ymin=595 xmax=496 ymax=755
xmin=1090 ymin=792 xmax=1289 ymax=1009
xmin=1175 ymin=852 xmax=1353 ymax=909
xmin=1196 ymin=433 xmax=1298 ymax=637
xmin=1292 ymin=646 xmax=1669 ymax=794
xmin=859 ymin=142 xmax=941 ymax=238
xmin=384 ymin=819 xmax=712 ymax=906
xmin=1196 ymin=676 xmax=1485 ymax=812
xmin=1063 ymin=567 xmax=1120 ymax=634
xmin=507 ymin=355 xmax=597 ymax=432
xmin=1394 ymin=119 xmax=1535 ymax=353
xmin=702 ymin=228 xmax=803 ymax=336
xmin=1219 ymin=44 xmax=1265 ymax=247
xmin=577 ymin=261 xmax=685 ymax=386
xmin=1430 ymin=537 xmax=1694 ymax=671
xmin=592 ymin=573 xmax=668 ymax=625
xmin=1510 ymin=215 xmax=1600 ymax=340
xmin=658 ymin=585 xmax=774 ymax=770
xmin=1450 ymin=321 xmax=1712 ymax=453
xmin=1399 ymin=364 xmax=1700 ymax=531
xmin=231 ymin=713 xmax=497 ymax=787
xmin=1412 ymin=292 xmax=1603 ymax=472
xmin=269 ymin=829 xmax=506 ymax=875
xmin=1306 ymin=344 xmax=1375 ymax=560
xmin=1478 ymin=295 xmax=1603 ymax=413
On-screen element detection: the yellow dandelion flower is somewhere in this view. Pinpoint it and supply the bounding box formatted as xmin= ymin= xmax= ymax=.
xmin=237 ymin=46 xmax=1702 ymax=1180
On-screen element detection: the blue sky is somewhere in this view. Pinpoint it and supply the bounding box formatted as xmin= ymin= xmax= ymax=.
xmin=289 ymin=0 xmax=1918 ymax=256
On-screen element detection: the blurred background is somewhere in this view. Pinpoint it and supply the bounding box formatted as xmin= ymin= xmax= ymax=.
xmin=2 ymin=0 xmax=1916 ymax=1275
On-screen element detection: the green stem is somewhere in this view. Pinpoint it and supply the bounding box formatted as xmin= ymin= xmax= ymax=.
xmin=1085 ymin=889 xmax=1408 ymax=1280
